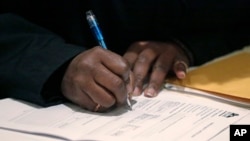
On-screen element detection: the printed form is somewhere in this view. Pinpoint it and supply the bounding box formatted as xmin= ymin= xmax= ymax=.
xmin=0 ymin=89 xmax=249 ymax=141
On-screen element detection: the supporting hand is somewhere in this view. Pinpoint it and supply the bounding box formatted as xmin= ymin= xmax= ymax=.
xmin=123 ymin=41 xmax=189 ymax=97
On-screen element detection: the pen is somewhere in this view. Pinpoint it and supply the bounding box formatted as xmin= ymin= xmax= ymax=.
xmin=86 ymin=10 xmax=132 ymax=110
xmin=86 ymin=10 xmax=107 ymax=49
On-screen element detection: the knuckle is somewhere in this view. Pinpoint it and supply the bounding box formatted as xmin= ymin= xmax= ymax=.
xmin=135 ymin=74 xmax=145 ymax=84
xmin=92 ymin=46 xmax=104 ymax=52
xmin=72 ymin=75 xmax=82 ymax=84
xmin=112 ymin=77 xmax=124 ymax=88
xmin=137 ymin=55 xmax=149 ymax=64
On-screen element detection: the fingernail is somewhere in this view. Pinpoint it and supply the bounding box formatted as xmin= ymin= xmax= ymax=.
xmin=145 ymin=87 xmax=156 ymax=97
xmin=132 ymin=87 xmax=141 ymax=96
xmin=177 ymin=71 xmax=186 ymax=79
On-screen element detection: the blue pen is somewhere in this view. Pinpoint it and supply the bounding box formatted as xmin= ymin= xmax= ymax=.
xmin=86 ymin=10 xmax=107 ymax=49
xmin=86 ymin=10 xmax=132 ymax=110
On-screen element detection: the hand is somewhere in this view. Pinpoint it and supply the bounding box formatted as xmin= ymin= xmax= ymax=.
xmin=123 ymin=41 xmax=189 ymax=97
xmin=61 ymin=47 xmax=134 ymax=112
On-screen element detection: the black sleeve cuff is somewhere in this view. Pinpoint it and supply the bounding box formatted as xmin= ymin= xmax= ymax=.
xmin=41 ymin=58 xmax=72 ymax=106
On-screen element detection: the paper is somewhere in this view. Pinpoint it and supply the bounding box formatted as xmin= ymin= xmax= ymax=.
xmin=0 ymin=129 xmax=62 ymax=141
xmin=0 ymin=89 xmax=249 ymax=141
xmin=168 ymin=47 xmax=250 ymax=103
xmin=164 ymin=83 xmax=250 ymax=108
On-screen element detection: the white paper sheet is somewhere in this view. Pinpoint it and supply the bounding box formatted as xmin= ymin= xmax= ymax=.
xmin=0 ymin=89 xmax=249 ymax=141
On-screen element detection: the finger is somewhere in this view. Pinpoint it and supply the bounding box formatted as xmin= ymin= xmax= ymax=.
xmin=123 ymin=41 xmax=148 ymax=68
xmin=78 ymin=90 xmax=109 ymax=112
xmin=93 ymin=102 xmax=113 ymax=113
xmin=78 ymin=79 xmax=115 ymax=112
xmin=63 ymin=83 xmax=98 ymax=111
xmin=90 ymin=48 xmax=132 ymax=105
xmin=132 ymin=48 xmax=157 ymax=96
xmin=93 ymin=66 xmax=127 ymax=106
xmin=173 ymin=60 xmax=188 ymax=79
xmin=82 ymin=78 xmax=116 ymax=108
xmin=100 ymin=49 xmax=131 ymax=82
xmin=144 ymin=55 xmax=173 ymax=97
xmin=123 ymin=51 xmax=139 ymax=68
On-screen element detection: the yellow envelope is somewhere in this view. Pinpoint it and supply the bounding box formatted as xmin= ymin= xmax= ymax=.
xmin=168 ymin=49 xmax=250 ymax=103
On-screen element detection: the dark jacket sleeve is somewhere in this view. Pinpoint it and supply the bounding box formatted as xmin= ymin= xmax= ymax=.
xmin=99 ymin=0 xmax=249 ymax=66
xmin=174 ymin=0 xmax=250 ymax=66
xmin=151 ymin=0 xmax=250 ymax=66
xmin=0 ymin=13 xmax=85 ymax=106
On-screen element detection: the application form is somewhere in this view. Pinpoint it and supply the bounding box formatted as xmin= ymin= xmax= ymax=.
xmin=0 ymin=89 xmax=249 ymax=141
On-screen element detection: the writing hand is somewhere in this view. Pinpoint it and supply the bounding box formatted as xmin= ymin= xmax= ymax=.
xmin=61 ymin=47 xmax=134 ymax=112
xmin=123 ymin=41 xmax=189 ymax=97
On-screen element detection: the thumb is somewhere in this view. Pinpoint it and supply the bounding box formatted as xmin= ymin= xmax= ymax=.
xmin=173 ymin=60 xmax=188 ymax=79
